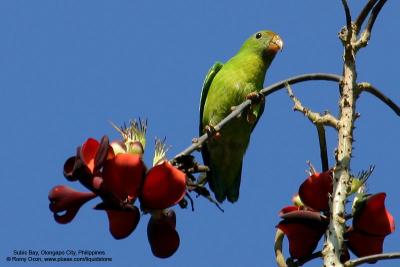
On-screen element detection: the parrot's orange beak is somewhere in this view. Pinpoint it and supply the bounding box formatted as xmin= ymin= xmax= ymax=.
xmin=268 ymin=35 xmax=283 ymax=53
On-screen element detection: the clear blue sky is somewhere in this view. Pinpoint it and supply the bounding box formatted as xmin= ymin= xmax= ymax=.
xmin=1 ymin=1 xmax=399 ymax=266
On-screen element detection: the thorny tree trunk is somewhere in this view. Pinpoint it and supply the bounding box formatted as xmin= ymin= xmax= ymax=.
xmin=322 ymin=0 xmax=388 ymax=266
xmin=322 ymin=24 xmax=357 ymax=267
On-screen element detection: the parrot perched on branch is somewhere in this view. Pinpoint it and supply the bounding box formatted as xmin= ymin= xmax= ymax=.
xmin=199 ymin=30 xmax=283 ymax=203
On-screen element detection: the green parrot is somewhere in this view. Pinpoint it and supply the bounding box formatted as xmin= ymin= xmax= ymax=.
xmin=199 ymin=30 xmax=283 ymax=203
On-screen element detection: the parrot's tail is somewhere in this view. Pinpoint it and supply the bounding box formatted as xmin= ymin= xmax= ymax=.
xmin=207 ymin=161 xmax=243 ymax=203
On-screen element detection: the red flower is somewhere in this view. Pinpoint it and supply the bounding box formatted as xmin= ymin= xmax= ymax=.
xmin=51 ymin=125 xmax=151 ymax=241
xmin=105 ymin=207 xmax=140 ymax=240
xmin=347 ymin=193 xmax=395 ymax=258
xmin=276 ymin=170 xmax=332 ymax=260
xmin=279 ymin=205 xmax=305 ymax=215
xmin=63 ymin=156 xmax=77 ymax=181
xmin=102 ymin=153 xmax=146 ymax=201
xmin=48 ymin=185 xmax=96 ymax=224
xmin=298 ymin=170 xmax=332 ymax=211
xmin=141 ymin=161 xmax=186 ymax=210
xmin=54 ymin=135 xmax=147 ymax=240
xmin=353 ymin=193 xmax=395 ymax=236
xmin=63 ymin=136 xmax=112 ymax=186
xmin=81 ymin=138 xmax=101 ymax=173
xmin=147 ymin=210 xmax=180 ymax=258
xmin=346 ymin=228 xmax=385 ymax=259
xmin=276 ymin=207 xmax=328 ymax=260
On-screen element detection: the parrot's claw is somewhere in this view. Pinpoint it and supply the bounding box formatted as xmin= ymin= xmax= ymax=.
xmin=230 ymin=105 xmax=238 ymax=111
xmin=246 ymin=91 xmax=265 ymax=104
xmin=205 ymin=125 xmax=221 ymax=140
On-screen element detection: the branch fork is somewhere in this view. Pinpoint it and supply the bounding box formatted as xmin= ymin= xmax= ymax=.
xmin=286 ymin=83 xmax=339 ymax=129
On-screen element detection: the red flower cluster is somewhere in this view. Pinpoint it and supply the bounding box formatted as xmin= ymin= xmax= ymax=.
xmin=49 ymin=134 xmax=187 ymax=258
xmin=277 ymin=170 xmax=395 ymax=262
xmin=347 ymin=193 xmax=395 ymax=259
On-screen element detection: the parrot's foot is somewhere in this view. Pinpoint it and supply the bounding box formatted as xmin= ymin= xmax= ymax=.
xmin=247 ymin=113 xmax=257 ymax=124
xmin=246 ymin=91 xmax=265 ymax=104
xmin=246 ymin=92 xmax=265 ymax=124
xmin=205 ymin=125 xmax=221 ymax=140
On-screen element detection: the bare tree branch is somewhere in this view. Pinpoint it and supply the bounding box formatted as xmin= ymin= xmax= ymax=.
xmin=344 ymin=252 xmax=400 ymax=267
xmin=339 ymin=0 xmax=354 ymax=51
xmin=365 ymin=0 xmax=387 ymax=35
xmin=355 ymin=0 xmax=388 ymax=50
xmin=317 ymin=125 xmax=329 ymax=172
xmin=354 ymin=0 xmax=379 ymax=34
xmin=172 ymin=73 xmax=343 ymax=160
xmin=274 ymin=229 xmax=289 ymax=267
xmin=261 ymin=73 xmax=342 ymax=97
xmin=357 ymin=82 xmax=400 ymax=116
xmin=286 ymin=83 xmax=339 ymax=129
xmin=341 ymin=0 xmax=352 ymax=32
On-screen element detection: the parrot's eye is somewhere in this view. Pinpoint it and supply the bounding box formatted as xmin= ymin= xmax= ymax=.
xmin=255 ymin=33 xmax=262 ymax=39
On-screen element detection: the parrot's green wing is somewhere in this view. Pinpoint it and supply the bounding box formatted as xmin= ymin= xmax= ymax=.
xmin=199 ymin=61 xmax=224 ymax=135
xmin=199 ymin=62 xmax=223 ymax=199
